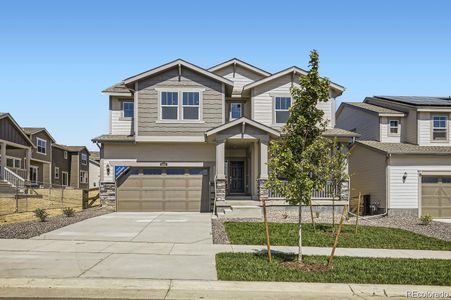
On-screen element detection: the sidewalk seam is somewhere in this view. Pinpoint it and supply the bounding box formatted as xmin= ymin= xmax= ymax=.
xmin=77 ymin=252 xmax=113 ymax=278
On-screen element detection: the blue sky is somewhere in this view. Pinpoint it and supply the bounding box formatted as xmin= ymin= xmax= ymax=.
xmin=0 ymin=0 xmax=450 ymax=150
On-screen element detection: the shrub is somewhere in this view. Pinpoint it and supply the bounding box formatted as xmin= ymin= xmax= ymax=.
xmin=420 ymin=214 xmax=433 ymax=225
xmin=34 ymin=208 xmax=49 ymax=222
xmin=62 ymin=207 xmax=75 ymax=217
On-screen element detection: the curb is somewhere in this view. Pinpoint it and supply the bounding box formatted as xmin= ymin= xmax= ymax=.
xmin=0 ymin=277 xmax=450 ymax=299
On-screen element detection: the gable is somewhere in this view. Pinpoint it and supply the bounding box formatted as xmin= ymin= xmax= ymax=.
xmin=211 ymin=64 xmax=267 ymax=88
xmin=0 ymin=116 xmax=33 ymax=147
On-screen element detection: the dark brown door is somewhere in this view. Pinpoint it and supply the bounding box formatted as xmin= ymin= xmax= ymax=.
xmin=229 ymin=161 xmax=244 ymax=193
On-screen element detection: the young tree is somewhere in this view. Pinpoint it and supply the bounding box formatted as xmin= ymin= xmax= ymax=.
xmin=327 ymin=138 xmax=349 ymax=232
xmin=266 ymin=50 xmax=331 ymax=263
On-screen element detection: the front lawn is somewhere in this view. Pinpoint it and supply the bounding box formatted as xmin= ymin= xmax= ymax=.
xmin=224 ymin=222 xmax=451 ymax=250
xmin=216 ymin=253 xmax=451 ymax=285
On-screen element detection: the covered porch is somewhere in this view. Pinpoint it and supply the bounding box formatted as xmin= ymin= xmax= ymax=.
xmin=206 ymin=118 xmax=278 ymax=204
xmin=0 ymin=140 xmax=32 ymax=188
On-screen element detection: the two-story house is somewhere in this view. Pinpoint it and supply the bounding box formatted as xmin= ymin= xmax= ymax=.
xmin=22 ymin=127 xmax=56 ymax=187
xmin=52 ymin=144 xmax=90 ymax=189
xmin=93 ymin=58 xmax=358 ymax=213
xmin=336 ymin=96 xmax=451 ymax=218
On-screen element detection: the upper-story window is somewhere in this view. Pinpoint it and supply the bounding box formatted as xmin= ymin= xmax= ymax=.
xmin=274 ymin=97 xmax=291 ymax=124
xmin=36 ymin=138 xmax=47 ymax=155
xmin=389 ymin=120 xmax=399 ymax=135
xmin=432 ymin=115 xmax=448 ymax=141
xmin=64 ymin=151 xmax=68 ymax=159
xmin=161 ymin=92 xmax=179 ymax=120
xmin=81 ymin=153 xmax=88 ymax=165
xmin=230 ymin=103 xmax=242 ymax=120
xmin=160 ymin=91 xmax=201 ymax=121
xmin=122 ymin=101 xmax=134 ymax=118
xmin=182 ymin=92 xmax=200 ymax=120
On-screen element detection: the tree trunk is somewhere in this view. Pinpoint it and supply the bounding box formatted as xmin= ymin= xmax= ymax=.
xmin=298 ymin=203 xmax=303 ymax=262
xmin=309 ymin=201 xmax=316 ymax=231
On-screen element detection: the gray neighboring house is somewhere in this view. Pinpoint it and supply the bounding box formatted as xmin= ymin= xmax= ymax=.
xmin=93 ymin=58 xmax=358 ymax=214
xmin=336 ymin=96 xmax=451 ymax=218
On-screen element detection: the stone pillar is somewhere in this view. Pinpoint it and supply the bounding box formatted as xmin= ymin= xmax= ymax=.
xmin=100 ymin=182 xmax=116 ymax=210
xmin=257 ymin=178 xmax=268 ymax=202
xmin=340 ymin=180 xmax=349 ymax=201
xmin=215 ymin=137 xmax=226 ymax=203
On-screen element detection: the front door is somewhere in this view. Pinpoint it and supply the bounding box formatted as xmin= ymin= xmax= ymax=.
xmin=30 ymin=166 xmax=38 ymax=185
xmin=229 ymin=161 xmax=245 ymax=193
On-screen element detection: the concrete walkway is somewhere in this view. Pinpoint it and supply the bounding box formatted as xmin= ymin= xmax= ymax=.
xmin=0 ymin=277 xmax=450 ymax=299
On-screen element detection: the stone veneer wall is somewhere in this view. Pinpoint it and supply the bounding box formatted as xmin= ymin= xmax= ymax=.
xmin=100 ymin=182 xmax=116 ymax=210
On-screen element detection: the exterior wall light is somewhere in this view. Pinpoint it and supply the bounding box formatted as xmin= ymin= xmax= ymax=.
xmin=402 ymin=172 xmax=407 ymax=183
xmin=106 ymin=164 xmax=111 ymax=176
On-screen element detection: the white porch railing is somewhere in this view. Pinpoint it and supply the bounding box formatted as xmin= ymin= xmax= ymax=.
xmin=0 ymin=167 xmax=25 ymax=189
xmin=8 ymin=167 xmax=27 ymax=180
xmin=268 ymin=181 xmax=339 ymax=200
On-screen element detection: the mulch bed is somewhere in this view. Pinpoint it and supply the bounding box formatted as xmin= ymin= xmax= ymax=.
xmin=0 ymin=207 xmax=110 ymax=239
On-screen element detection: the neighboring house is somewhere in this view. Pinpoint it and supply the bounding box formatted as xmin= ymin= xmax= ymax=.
xmin=52 ymin=145 xmax=90 ymax=189
xmin=93 ymin=58 xmax=357 ymax=213
xmin=0 ymin=113 xmax=34 ymax=192
xmin=89 ymin=151 xmax=100 ymax=188
xmin=336 ymin=96 xmax=451 ymax=218
xmin=22 ymin=127 xmax=56 ymax=187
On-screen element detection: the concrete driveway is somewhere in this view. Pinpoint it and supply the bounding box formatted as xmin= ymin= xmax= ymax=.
xmin=0 ymin=212 xmax=222 ymax=280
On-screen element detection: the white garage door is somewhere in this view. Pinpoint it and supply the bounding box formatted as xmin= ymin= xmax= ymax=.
xmin=421 ymin=175 xmax=451 ymax=218
xmin=117 ymin=168 xmax=210 ymax=212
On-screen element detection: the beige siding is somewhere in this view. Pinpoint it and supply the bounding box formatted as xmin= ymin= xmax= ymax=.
xmin=336 ymin=106 xmax=380 ymax=141
xmin=252 ymin=74 xmax=335 ymax=129
xmin=212 ymin=65 xmax=264 ymax=95
xmin=348 ymin=145 xmax=387 ymax=208
xmin=364 ymin=98 xmax=417 ymax=144
xmin=388 ymin=155 xmax=451 ymax=210
xmin=418 ymin=112 xmax=451 ymax=146
xmin=110 ymin=97 xmax=134 ymax=135
xmin=101 ymin=143 xmax=216 ymax=182
xmin=137 ymin=67 xmax=223 ymax=136
xmin=380 ymin=117 xmax=401 ymax=143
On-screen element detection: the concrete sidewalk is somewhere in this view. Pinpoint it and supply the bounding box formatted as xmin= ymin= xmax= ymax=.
xmin=0 ymin=277 xmax=449 ymax=299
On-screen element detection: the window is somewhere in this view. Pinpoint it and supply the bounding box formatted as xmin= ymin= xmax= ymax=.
xmin=143 ymin=168 xmax=162 ymax=175
xmin=274 ymin=97 xmax=291 ymax=124
xmin=230 ymin=103 xmax=242 ymax=120
xmin=36 ymin=138 xmax=47 ymax=155
xmin=122 ymin=101 xmax=134 ymax=118
xmin=182 ymin=92 xmax=200 ymax=120
xmin=80 ymin=170 xmax=88 ymax=184
xmin=6 ymin=157 xmax=21 ymax=169
xmin=432 ymin=115 xmax=448 ymax=141
xmin=389 ymin=120 xmax=399 ymax=135
xmin=55 ymin=167 xmax=60 ymax=179
xmin=161 ymin=92 xmax=179 ymax=120
xmin=64 ymin=151 xmax=68 ymax=159
xmin=166 ymin=168 xmax=185 ymax=175
xmin=81 ymin=153 xmax=88 ymax=165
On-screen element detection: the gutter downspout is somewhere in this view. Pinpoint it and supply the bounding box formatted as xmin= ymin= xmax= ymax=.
xmin=383 ymin=153 xmax=391 ymax=217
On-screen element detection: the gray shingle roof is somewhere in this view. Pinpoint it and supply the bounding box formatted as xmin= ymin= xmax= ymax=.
xmin=53 ymin=144 xmax=89 ymax=153
xmin=102 ymin=82 xmax=131 ymax=94
xmin=22 ymin=127 xmax=46 ymax=135
xmin=344 ymin=102 xmax=404 ymax=115
xmin=90 ymin=151 xmax=100 ymax=161
xmin=373 ymin=96 xmax=451 ymax=106
xmin=91 ymin=135 xmax=135 ymax=143
xmin=357 ymin=140 xmax=451 ymax=155
xmin=323 ymin=128 xmax=360 ymax=138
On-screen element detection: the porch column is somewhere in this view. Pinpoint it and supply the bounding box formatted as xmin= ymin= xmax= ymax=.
xmin=215 ymin=137 xmax=226 ymax=203
xmin=0 ymin=142 xmax=6 ymax=173
xmin=25 ymin=148 xmax=31 ymax=181
xmin=258 ymin=136 xmax=269 ymax=202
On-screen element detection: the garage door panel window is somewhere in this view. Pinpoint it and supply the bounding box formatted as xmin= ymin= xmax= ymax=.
xmin=166 ymin=168 xmax=186 ymax=175
xmin=143 ymin=168 xmax=162 ymax=175
xmin=432 ymin=115 xmax=448 ymax=141
xmin=422 ymin=176 xmax=439 ymax=184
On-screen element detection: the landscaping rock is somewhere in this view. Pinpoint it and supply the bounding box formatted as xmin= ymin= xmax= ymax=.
xmin=0 ymin=208 xmax=109 ymax=239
